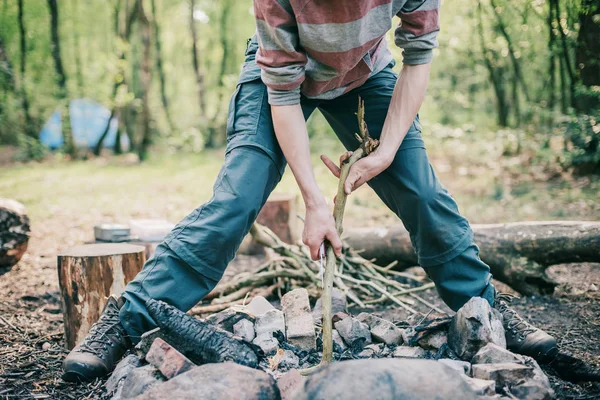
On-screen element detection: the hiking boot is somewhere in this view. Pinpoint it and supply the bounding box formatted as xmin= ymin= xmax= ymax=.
xmin=62 ymin=295 xmax=131 ymax=382
xmin=494 ymin=293 xmax=558 ymax=362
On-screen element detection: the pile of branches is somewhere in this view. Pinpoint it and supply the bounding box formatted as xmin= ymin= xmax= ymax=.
xmin=190 ymin=223 xmax=441 ymax=316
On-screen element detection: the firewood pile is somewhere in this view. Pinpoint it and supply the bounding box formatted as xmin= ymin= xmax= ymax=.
xmin=105 ymin=294 xmax=560 ymax=400
xmin=189 ymin=222 xmax=440 ymax=318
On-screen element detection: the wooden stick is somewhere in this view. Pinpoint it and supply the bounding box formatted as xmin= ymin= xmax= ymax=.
xmin=303 ymin=97 xmax=379 ymax=374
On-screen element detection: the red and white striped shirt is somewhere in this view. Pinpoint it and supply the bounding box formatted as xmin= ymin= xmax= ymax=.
xmin=253 ymin=0 xmax=440 ymax=105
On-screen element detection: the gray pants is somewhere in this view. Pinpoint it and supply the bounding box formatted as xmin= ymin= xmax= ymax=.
xmin=119 ymin=43 xmax=495 ymax=341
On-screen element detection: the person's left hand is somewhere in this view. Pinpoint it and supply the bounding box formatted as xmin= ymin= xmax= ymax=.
xmin=320 ymin=151 xmax=391 ymax=195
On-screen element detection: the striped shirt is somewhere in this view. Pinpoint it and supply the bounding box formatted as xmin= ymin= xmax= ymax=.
xmin=253 ymin=0 xmax=440 ymax=106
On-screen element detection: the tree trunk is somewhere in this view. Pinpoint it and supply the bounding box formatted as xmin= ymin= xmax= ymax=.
xmin=70 ymin=0 xmax=85 ymax=96
xmin=0 ymin=198 xmax=30 ymax=270
xmin=344 ymin=221 xmax=600 ymax=296
xmin=477 ymin=0 xmax=509 ymax=127
xmin=190 ymin=0 xmax=206 ymax=121
xmin=57 ymin=243 xmax=146 ymax=349
xmin=137 ymin=0 xmax=152 ymax=161
xmin=206 ymin=0 xmax=233 ymax=148
xmin=150 ymin=0 xmax=175 ymax=134
xmin=17 ymin=0 xmax=35 ymax=140
xmin=47 ymin=0 xmax=76 ymax=157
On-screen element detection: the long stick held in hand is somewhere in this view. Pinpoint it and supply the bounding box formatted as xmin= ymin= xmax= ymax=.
xmin=305 ymin=97 xmax=379 ymax=373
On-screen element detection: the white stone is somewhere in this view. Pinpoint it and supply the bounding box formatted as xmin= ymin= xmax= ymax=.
xmin=357 ymin=313 xmax=403 ymax=346
xmin=252 ymin=333 xmax=279 ymax=356
xmin=461 ymin=376 xmax=496 ymax=396
xmin=312 ymin=288 xmax=347 ymax=323
xmin=255 ymin=309 xmax=286 ymax=337
xmin=233 ymin=319 xmax=255 ymax=342
xmin=246 ymin=296 xmax=275 ymax=316
xmin=392 ymin=346 xmax=426 ymax=359
xmin=281 ymin=289 xmax=316 ymax=351
xmin=332 ymin=329 xmax=347 ymax=351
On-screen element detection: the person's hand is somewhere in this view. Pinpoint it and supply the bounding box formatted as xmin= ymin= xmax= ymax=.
xmin=302 ymin=201 xmax=342 ymax=260
xmin=320 ymin=150 xmax=391 ymax=195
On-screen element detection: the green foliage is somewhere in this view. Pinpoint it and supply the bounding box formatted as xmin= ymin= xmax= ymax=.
xmin=563 ymin=112 xmax=600 ymax=173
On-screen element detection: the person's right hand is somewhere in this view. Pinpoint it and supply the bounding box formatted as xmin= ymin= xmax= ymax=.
xmin=302 ymin=201 xmax=343 ymax=261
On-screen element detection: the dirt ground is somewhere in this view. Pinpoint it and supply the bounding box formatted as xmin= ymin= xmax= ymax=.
xmin=1 ymin=219 xmax=599 ymax=399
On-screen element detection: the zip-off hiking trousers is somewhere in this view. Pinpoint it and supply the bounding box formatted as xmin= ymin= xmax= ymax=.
xmin=119 ymin=41 xmax=495 ymax=341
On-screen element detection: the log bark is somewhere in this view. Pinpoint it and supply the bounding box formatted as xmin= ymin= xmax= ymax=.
xmin=345 ymin=221 xmax=600 ymax=295
xmin=58 ymin=243 xmax=146 ymax=349
xmin=146 ymin=299 xmax=260 ymax=368
xmin=0 ymin=198 xmax=30 ymax=270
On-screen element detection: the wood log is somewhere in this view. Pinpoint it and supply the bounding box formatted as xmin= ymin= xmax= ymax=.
xmin=345 ymin=221 xmax=600 ymax=295
xmin=146 ymin=299 xmax=260 ymax=368
xmin=0 ymin=198 xmax=30 ymax=270
xmin=58 ymin=243 xmax=146 ymax=349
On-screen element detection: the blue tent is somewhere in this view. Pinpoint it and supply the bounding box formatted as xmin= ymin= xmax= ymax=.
xmin=39 ymin=99 xmax=129 ymax=150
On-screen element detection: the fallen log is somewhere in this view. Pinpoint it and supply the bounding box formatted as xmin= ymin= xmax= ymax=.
xmin=345 ymin=221 xmax=600 ymax=295
xmin=0 ymin=198 xmax=30 ymax=270
xmin=146 ymin=299 xmax=260 ymax=368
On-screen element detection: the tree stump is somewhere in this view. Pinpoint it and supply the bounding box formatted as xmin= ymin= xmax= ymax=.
xmin=256 ymin=193 xmax=299 ymax=244
xmin=58 ymin=243 xmax=146 ymax=349
xmin=0 ymin=198 xmax=30 ymax=270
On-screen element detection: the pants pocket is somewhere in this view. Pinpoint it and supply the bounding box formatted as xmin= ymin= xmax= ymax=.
xmin=226 ymin=80 xmax=265 ymax=141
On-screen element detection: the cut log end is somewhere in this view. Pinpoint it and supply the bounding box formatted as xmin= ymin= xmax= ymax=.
xmin=0 ymin=198 xmax=30 ymax=269
xmin=58 ymin=243 xmax=146 ymax=349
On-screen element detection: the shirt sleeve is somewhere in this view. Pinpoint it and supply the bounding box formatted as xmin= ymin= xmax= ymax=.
xmin=395 ymin=0 xmax=440 ymax=65
xmin=253 ymin=0 xmax=307 ymax=106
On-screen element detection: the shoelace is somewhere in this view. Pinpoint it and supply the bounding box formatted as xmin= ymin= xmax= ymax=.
xmin=78 ymin=305 xmax=125 ymax=358
xmin=495 ymin=293 xmax=537 ymax=339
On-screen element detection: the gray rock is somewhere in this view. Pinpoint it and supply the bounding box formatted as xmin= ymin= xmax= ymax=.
xmin=449 ymin=297 xmax=506 ymax=360
xmin=134 ymin=328 xmax=164 ymax=360
xmin=205 ymin=306 xmax=254 ymax=332
xmin=136 ymin=362 xmax=279 ymax=400
xmin=418 ymin=330 xmax=448 ymax=350
xmin=357 ymin=313 xmax=403 ymax=345
xmin=438 ymin=359 xmax=472 ymax=375
xmin=106 ymin=354 xmax=141 ymax=395
xmin=281 ymin=350 xmax=300 ymax=369
xmin=392 ymin=346 xmax=427 ymax=359
xmin=461 ymin=376 xmax=496 ymax=396
xmin=281 ymin=289 xmax=316 ymax=351
xmin=357 ymin=348 xmax=375 ymax=358
xmin=117 ymin=365 xmax=165 ymax=399
xmin=471 ymin=343 xmax=524 ymax=365
xmin=332 ymin=329 xmax=347 ymax=351
xmin=255 ymin=309 xmax=286 ymax=337
xmin=292 ymin=359 xmax=478 ymax=400
xmin=472 ymin=343 xmax=554 ymax=399
xmin=253 ymin=333 xmax=279 ymax=356
xmin=334 ymin=315 xmax=371 ymax=347
xmin=246 ymin=296 xmax=275 ymax=316
xmin=472 ymin=362 xmax=534 ymax=390
xmin=312 ymin=288 xmax=347 ymax=323
xmin=233 ymin=318 xmax=255 ymax=342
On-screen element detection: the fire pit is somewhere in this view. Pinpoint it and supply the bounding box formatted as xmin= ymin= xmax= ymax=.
xmin=106 ymin=294 xmax=554 ymax=400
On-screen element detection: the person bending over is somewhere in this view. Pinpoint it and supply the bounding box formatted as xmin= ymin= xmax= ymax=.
xmin=63 ymin=0 xmax=557 ymax=381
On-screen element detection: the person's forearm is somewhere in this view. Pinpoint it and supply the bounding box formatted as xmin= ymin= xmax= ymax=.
xmin=374 ymin=63 xmax=431 ymax=164
xmin=271 ymin=104 xmax=325 ymax=208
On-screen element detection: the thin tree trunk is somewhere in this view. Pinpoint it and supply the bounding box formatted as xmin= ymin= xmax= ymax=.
xmin=190 ymin=0 xmax=206 ymax=120
xmin=205 ymin=0 xmax=233 ymax=148
xmin=477 ymin=0 xmax=509 ymax=127
xmin=137 ymin=0 xmax=152 ymax=161
xmin=547 ymin=0 xmax=556 ymax=126
xmin=70 ymin=0 xmax=85 ymax=96
xmin=47 ymin=0 xmax=76 ymax=157
xmin=554 ymin=0 xmax=576 ymax=108
xmin=150 ymin=0 xmax=175 ymax=134
xmin=17 ymin=0 xmax=35 ymax=140
xmin=489 ymin=0 xmax=530 ymax=104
